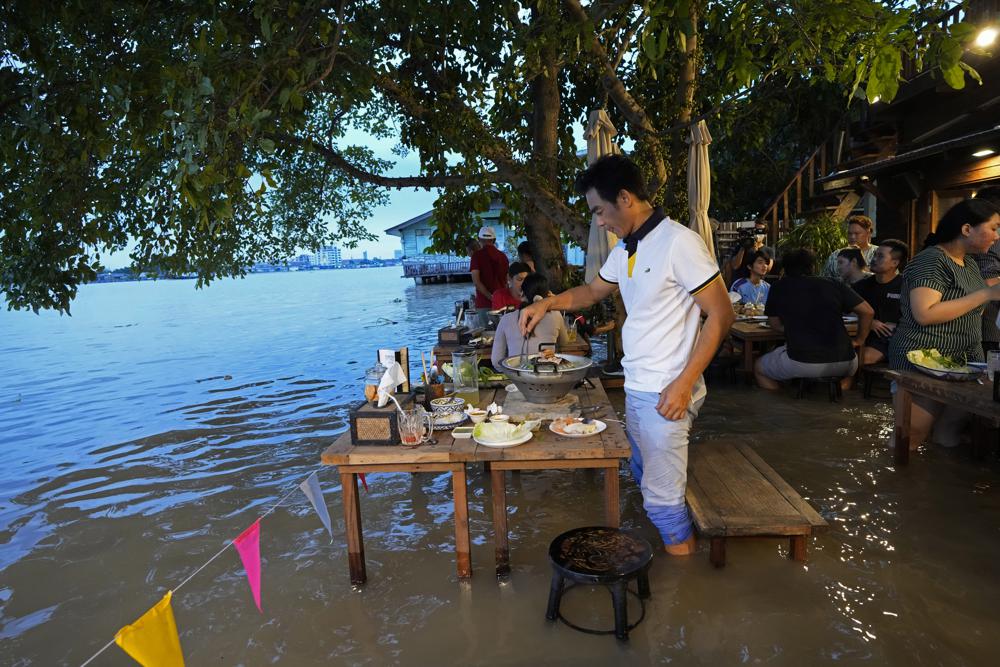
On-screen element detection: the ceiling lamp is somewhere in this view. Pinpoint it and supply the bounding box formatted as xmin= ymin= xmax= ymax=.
xmin=972 ymin=148 xmax=996 ymax=157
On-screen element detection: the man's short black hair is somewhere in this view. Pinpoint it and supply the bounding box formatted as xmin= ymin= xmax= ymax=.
xmin=574 ymin=155 xmax=651 ymax=204
xmin=837 ymin=247 xmax=866 ymax=269
xmin=744 ymin=247 xmax=773 ymax=270
xmin=507 ymin=261 xmax=530 ymax=278
xmin=879 ymin=239 xmax=910 ymax=271
xmin=516 ymin=241 xmax=535 ymax=258
xmin=781 ymin=248 xmax=816 ymax=277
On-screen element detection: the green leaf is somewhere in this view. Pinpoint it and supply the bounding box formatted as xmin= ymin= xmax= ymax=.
xmin=259 ymin=137 xmax=276 ymax=153
xmin=941 ymin=64 xmax=966 ymax=90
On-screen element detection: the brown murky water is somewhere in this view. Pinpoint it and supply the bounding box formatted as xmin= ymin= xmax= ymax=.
xmin=2 ymin=268 xmax=999 ymax=665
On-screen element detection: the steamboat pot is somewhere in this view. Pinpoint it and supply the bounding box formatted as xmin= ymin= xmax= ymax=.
xmin=498 ymin=344 xmax=593 ymax=404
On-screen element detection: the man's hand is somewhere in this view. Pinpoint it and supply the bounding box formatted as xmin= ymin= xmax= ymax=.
xmin=656 ymin=377 xmax=693 ymax=421
xmin=519 ymin=299 xmax=550 ymax=335
xmin=871 ymin=319 xmax=895 ymax=338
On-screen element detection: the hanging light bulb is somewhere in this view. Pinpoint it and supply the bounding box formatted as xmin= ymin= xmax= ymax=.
xmin=975 ymin=27 xmax=998 ymax=48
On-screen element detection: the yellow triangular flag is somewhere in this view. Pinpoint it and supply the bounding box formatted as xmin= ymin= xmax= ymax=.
xmin=115 ymin=590 xmax=185 ymax=667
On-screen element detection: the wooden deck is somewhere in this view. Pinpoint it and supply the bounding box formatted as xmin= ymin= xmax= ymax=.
xmin=686 ymin=441 xmax=828 ymax=567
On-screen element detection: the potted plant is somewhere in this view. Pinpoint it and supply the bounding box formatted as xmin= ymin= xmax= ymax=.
xmin=775 ymin=212 xmax=848 ymax=271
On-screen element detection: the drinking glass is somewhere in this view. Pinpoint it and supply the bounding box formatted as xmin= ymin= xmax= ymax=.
xmin=987 ymin=349 xmax=1000 ymax=381
xmin=398 ymin=406 xmax=433 ymax=447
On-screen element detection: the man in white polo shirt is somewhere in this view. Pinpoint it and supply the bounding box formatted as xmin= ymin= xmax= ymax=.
xmin=520 ymin=155 xmax=735 ymax=555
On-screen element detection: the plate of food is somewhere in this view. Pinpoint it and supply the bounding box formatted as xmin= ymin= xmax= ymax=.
xmin=907 ymin=348 xmax=986 ymax=381
xmin=432 ymin=411 xmax=468 ymax=430
xmin=472 ymin=422 xmax=533 ymax=448
xmin=549 ymin=418 xmax=607 ymax=438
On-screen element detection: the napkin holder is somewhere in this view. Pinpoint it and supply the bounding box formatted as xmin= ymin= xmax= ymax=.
xmin=349 ymin=392 xmax=415 ymax=446
xmin=438 ymin=326 xmax=483 ymax=345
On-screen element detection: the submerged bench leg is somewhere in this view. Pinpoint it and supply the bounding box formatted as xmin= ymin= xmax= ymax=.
xmin=789 ymin=535 xmax=807 ymax=562
xmin=709 ymin=537 xmax=726 ymax=568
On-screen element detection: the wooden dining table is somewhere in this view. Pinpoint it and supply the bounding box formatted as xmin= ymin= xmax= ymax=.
xmin=885 ymin=369 xmax=1000 ymax=466
xmin=728 ymin=318 xmax=860 ymax=379
xmin=320 ymin=378 xmax=629 ymax=584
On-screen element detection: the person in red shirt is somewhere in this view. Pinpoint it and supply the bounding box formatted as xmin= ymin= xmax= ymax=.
xmin=470 ymin=226 xmax=510 ymax=325
xmin=491 ymin=262 xmax=530 ymax=310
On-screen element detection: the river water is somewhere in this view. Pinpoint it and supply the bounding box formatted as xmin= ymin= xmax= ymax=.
xmin=2 ymin=267 xmax=999 ymax=665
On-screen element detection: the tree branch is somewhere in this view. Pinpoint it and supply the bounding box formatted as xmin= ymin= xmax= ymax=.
xmin=268 ymin=131 xmax=499 ymax=189
xmin=563 ymin=0 xmax=667 ymax=193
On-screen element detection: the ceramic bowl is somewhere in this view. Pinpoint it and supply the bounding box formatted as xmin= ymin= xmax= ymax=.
xmin=465 ymin=408 xmax=488 ymax=424
xmin=489 ymin=414 xmax=510 ymax=424
xmin=521 ymin=419 xmax=542 ymax=432
xmin=430 ymin=396 xmax=466 ymax=415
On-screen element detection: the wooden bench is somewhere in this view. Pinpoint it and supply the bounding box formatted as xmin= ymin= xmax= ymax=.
xmin=685 ymin=442 xmax=828 ymax=567
xmin=860 ymin=362 xmax=889 ymax=399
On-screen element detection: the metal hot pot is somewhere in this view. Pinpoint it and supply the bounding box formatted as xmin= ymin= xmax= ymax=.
xmin=499 ymin=343 xmax=593 ymax=404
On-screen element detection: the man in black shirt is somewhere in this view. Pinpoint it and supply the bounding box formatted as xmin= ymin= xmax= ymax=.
xmin=851 ymin=239 xmax=909 ymax=365
xmin=755 ymin=249 xmax=874 ymax=390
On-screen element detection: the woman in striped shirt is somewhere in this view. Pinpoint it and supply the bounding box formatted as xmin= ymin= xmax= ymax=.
xmin=889 ymin=198 xmax=1000 ymax=449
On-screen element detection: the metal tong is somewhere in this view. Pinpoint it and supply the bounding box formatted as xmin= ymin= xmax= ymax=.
xmin=519 ymin=329 xmax=533 ymax=369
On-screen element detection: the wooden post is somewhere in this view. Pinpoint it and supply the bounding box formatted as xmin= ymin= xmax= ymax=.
xmin=894 ymin=386 xmax=912 ymax=467
xmin=491 ymin=467 xmax=510 ymax=577
xmin=341 ymin=472 xmax=367 ymax=585
xmin=782 ymin=190 xmax=790 ymax=228
xmin=796 ymin=174 xmax=802 ymax=217
xmin=452 ymin=465 xmax=472 ymax=579
xmin=789 ymin=535 xmax=807 ymax=562
xmin=710 ymin=537 xmax=726 ymax=568
xmin=604 ymin=463 xmax=620 ymax=527
xmin=808 ymin=156 xmax=815 ymax=197
xmin=820 ymin=143 xmax=827 ymax=177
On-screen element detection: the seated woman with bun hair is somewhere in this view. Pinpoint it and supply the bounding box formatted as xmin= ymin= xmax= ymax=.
xmin=491 ymin=273 xmax=569 ymax=368
xmin=889 ymin=197 xmax=1000 ymax=449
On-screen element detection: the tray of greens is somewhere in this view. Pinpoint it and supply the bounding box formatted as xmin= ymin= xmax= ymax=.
xmin=906 ymin=349 xmax=986 ymax=381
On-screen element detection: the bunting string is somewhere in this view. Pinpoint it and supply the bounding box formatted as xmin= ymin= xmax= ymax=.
xmin=77 ymin=464 xmax=346 ymax=667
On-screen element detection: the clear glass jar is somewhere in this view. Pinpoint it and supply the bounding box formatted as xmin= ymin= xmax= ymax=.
xmin=365 ymin=362 xmax=387 ymax=404
xmin=450 ymin=350 xmax=480 ymax=406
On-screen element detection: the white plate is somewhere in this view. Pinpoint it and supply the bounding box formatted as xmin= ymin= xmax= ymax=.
xmin=911 ymin=360 xmax=986 ymax=382
xmin=843 ymin=315 xmax=859 ymax=322
xmin=474 ymin=430 xmax=533 ymax=448
xmin=432 ymin=412 xmax=468 ymax=430
xmin=737 ymin=315 xmax=768 ymax=322
xmin=549 ymin=419 xmax=608 ymax=438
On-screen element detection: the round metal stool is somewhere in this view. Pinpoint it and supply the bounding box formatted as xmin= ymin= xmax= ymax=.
xmin=545 ymin=526 xmax=653 ymax=641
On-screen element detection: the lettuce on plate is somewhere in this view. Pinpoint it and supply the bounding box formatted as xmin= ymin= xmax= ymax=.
xmin=472 ymin=421 xmax=529 ymax=443
xmin=907 ymin=348 xmax=967 ymax=371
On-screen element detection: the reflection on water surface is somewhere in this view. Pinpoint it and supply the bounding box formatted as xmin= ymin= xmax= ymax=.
xmin=1 ymin=267 xmax=999 ymax=665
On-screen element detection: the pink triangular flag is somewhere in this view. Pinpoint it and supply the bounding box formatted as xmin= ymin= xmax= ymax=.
xmin=359 ymin=473 xmax=369 ymax=493
xmin=233 ymin=519 xmax=262 ymax=612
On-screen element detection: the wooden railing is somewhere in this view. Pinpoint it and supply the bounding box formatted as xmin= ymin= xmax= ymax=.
xmin=756 ymin=117 xmax=852 ymax=240
xmin=401 ymin=256 xmax=470 ymax=278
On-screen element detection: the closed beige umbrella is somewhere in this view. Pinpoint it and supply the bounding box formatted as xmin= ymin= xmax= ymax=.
xmin=584 ymin=109 xmax=621 ymax=283
xmin=687 ymin=119 xmax=716 ymax=260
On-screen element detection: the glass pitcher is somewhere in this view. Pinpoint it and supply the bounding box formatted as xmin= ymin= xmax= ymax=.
xmin=397 ymin=406 xmax=434 ymax=447
xmin=451 ymin=349 xmax=480 ymax=406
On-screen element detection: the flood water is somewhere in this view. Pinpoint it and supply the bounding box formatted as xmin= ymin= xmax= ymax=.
xmin=2 ymin=267 xmax=999 ymax=665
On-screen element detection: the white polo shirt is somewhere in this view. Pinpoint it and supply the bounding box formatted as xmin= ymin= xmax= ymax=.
xmin=599 ymin=213 xmax=720 ymax=395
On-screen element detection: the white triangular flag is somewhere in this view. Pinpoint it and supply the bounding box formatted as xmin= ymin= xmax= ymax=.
xmin=299 ymin=471 xmax=333 ymax=542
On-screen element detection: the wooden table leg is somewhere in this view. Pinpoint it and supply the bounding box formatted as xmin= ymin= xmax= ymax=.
xmin=604 ymin=463 xmax=621 ymax=527
xmin=491 ymin=467 xmax=510 ymax=578
xmin=341 ymin=472 xmax=366 ymax=585
xmin=743 ymin=340 xmax=754 ymax=385
xmin=789 ymin=535 xmax=807 ymax=562
xmin=452 ymin=465 xmax=472 ymax=580
xmin=710 ymin=537 xmax=726 ymax=568
xmin=894 ymin=386 xmax=912 ymax=467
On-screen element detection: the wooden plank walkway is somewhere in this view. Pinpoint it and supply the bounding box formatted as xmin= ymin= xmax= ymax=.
xmin=686 ymin=441 xmax=828 ymax=567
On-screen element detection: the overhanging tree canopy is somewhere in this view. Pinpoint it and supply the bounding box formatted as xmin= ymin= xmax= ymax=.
xmin=1 ymin=0 xmax=983 ymax=312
